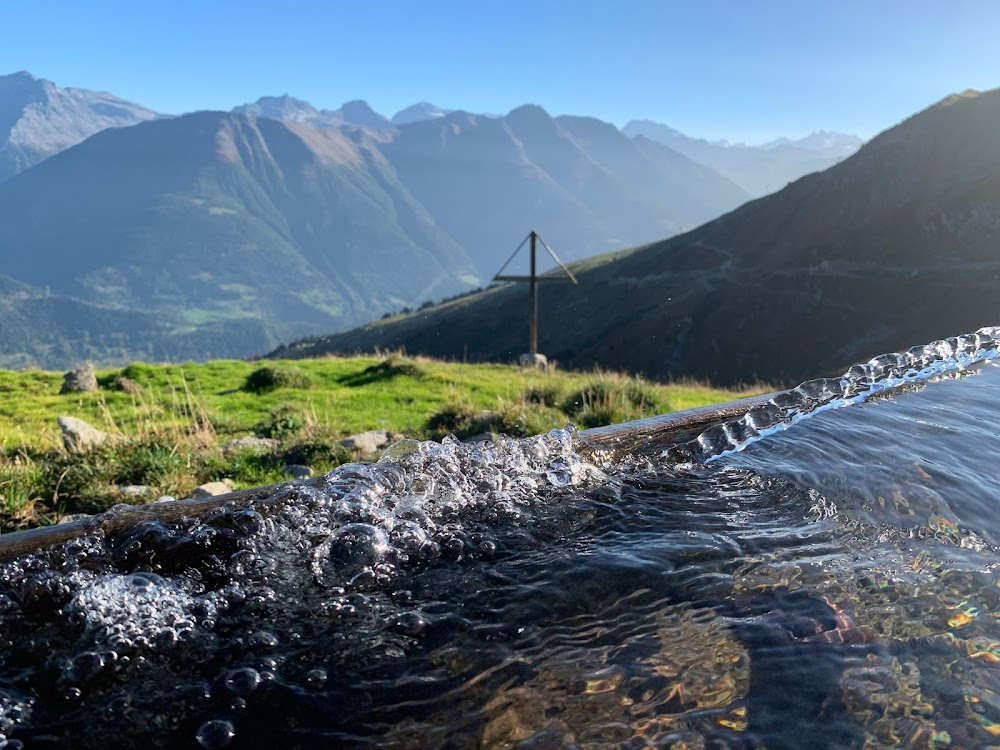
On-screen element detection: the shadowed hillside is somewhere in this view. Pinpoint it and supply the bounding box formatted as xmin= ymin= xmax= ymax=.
xmin=272 ymin=88 xmax=1000 ymax=386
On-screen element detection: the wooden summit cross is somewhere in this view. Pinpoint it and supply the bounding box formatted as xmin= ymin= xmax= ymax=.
xmin=493 ymin=230 xmax=578 ymax=355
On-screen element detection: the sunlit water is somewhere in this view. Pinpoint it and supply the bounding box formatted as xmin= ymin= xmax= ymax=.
xmin=3 ymin=333 xmax=1000 ymax=748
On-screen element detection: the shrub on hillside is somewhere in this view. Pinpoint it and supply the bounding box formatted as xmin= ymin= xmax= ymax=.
xmin=426 ymin=401 xmax=565 ymax=440
xmin=242 ymin=365 xmax=313 ymax=394
xmin=521 ymin=384 xmax=562 ymax=408
xmin=119 ymin=362 xmax=160 ymax=384
xmin=253 ymin=406 xmax=306 ymax=441
xmin=39 ymin=433 xmax=196 ymax=513
xmin=282 ymin=426 xmax=353 ymax=468
xmin=561 ymin=375 xmax=668 ymax=429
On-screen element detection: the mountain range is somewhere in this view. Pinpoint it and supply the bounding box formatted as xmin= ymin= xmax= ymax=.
xmin=622 ymin=120 xmax=863 ymax=197
xmin=0 ymin=71 xmax=866 ymax=370
xmin=273 ymin=88 xmax=1000 ymax=387
xmin=0 ymin=110 xmax=480 ymax=364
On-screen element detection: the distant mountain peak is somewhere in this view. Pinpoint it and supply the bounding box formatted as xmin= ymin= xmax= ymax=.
xmin=1 ymin=71 xmax=159 ymax=181
xmin=760 ymin=130 xmax=863 ymax=152
xmin=2 ymin=70 xmax=39 ymax=82
xmin=259 ymin=93 xmax=314 ymax=108
xmin=622 ymin=118 xmax=864 ymax=196
xmin=391 ymin=101 xmax=453 ymax=125
xmin=233 ymin=94 xmax=327 ymax=125
xmin=507 ymin=103 xmax=551 ymax=118
xmin=338 ymin=100 xmax=390 ymax=128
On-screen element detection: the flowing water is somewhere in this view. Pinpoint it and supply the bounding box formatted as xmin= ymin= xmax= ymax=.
xmin=3 ymin=332 xmax=1000 ymax=749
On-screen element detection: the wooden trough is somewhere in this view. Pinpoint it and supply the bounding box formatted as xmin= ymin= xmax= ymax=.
xmin=0 ymin=392 xmax=778 ymax=563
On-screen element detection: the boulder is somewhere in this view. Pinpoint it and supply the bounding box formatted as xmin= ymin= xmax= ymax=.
xmin=340 ymin=429 xmax=392 ymax=456
xmin=222 ymin=436 xmax=279 ymax=456
xmin=189 ymin=479 xmax=236 ymax=499
xmin=463 ymin=432 xmax=496 ymax=444
xmin=118 ymin=484 xmax=152 ymax=498
xmin=60 ymin=364 xmax=98 ymax=394
xmin=111 ymin=376 xmax=143 ymax=396
xmin=57 ymin=416 xmax=111 ymax=452
xmin=517 ymin=352 xmax=548 ymax=370
xmin=283 ymin=464 xmax=313 ymax=480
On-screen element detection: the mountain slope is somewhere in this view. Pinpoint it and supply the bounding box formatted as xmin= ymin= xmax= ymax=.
xmin=0 ymin=111 xmax=478 ymax=363
xmin=0 ymin=274 xmax=277 ymax=369
xmin=622 ymin=119 xmax=862 ymax=197
xmin=274 ymin=88 xmax=1000 ymax=386
xmin=380 ymin=106 xmax=750 ymax=278
xmin=556 ymin=116 xmax=749 ymax=229
xmin=0 ymin=71 xmax=158 ymax=181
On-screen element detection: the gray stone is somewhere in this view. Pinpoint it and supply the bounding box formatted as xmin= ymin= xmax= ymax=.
xmin=189 ymin=479 xmax=236 ymax=499
xmin=283 ymin=464 xmax=313 ymax=480
xmin=517 ymin=352 xmax=548 ymax=370
xmin=463 ymin=432 xmax=496 ymax=444
xmin=119 ymin=484 xmax=152 ymax=498
xmin=153 ymin=495 xmax=177 ymax=503
xmin=222 ymin=436 xmax=279 ymax=456
xmin=112 ymin=376 xmax=142 ymax=396
xmin=57 ymin=513 xmax=91 ymax=525
xmin=60 ymin=364 xmax=98 ymax=394
xmin=340 ymin=429 xmax=392 ymax=456
xmin=57 ymin=415 xmax=111 ymax=452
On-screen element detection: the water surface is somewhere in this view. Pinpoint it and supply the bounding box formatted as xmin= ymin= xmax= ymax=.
xmin=2 ymin=338 xmax=1000 ymax=749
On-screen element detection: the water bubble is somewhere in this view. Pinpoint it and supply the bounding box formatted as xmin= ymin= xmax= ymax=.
xmin=249 ymin=630 xmax=279 ymax=649
xmin=392 ymin=611 xmax=429 ymax=636
xmin=223 ymin=667 xmax=262 ymax=696
xmin=66 ymin=651 xmax=106 ymax=683
xmin=259 ymin=670 xmax=277 ymax=685
xmin=257 ymin=656 xmax=281 ymax=672
xmin=311 ymin=523 xmax=390 ymax=588
xmin=196 ymin=719 xmax=235 ymax=749
xmin=305 ymin=667 xmax=328 ymax=688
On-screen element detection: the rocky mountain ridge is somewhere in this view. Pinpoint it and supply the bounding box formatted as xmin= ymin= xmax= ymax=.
xmin=0 ymin=71 xmax=159 ymax=182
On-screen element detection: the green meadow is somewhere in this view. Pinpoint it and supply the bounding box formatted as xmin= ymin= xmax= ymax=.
xmin=0 ymin=355 xmax=766 ymax=531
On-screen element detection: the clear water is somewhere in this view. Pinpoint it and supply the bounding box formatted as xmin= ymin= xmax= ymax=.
xmin=3 ymin=334 xmax=1000 ymax=748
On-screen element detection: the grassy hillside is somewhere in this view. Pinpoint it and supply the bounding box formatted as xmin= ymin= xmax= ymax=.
xmin=0 ymin=355 xmax=764 ymax=531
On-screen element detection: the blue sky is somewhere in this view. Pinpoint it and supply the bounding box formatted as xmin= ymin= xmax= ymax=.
xmin=4 ymin=0 xmax=999 ymax=143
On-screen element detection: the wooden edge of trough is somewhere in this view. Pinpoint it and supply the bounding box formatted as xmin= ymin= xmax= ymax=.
xmin=577 ymin=390 xmax=779 ymax=460
xmin=0 ymin=391 xmax=780 ymax=562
